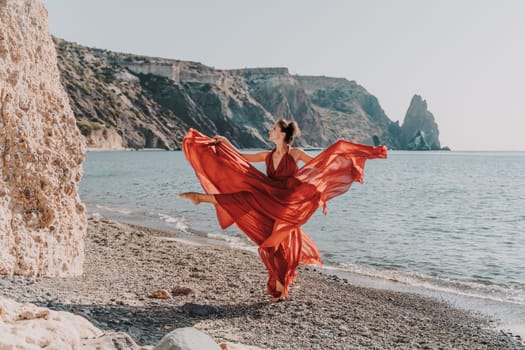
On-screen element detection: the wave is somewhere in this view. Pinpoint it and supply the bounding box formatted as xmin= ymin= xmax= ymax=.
xmin=92 ymin=204 xmax=135 ymax=215
xmin=158 ymin=213 xmax=190 ymax=232
xmin=324 ymin=262 xmax=525 ymax=306
xmin=206 ymin=232 xmax=258 ymax=252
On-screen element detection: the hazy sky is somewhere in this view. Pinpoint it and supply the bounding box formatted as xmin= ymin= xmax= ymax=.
xmin=41 ymin=0 xmax=525 ymax=150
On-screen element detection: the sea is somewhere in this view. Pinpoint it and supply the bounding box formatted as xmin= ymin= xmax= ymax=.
xmin=79 ymin=149 xmax=525 ymax=336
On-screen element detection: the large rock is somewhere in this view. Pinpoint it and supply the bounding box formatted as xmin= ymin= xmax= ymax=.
xmin=0 ymin=296 xmax=102 ymax=349
xmin=181 ymin=302 xmax=221 ymax=317
xmin=153 ymin=327 xmax=221 ymax=350
xmin=0 ymin=296 xmax=154 ymax=350
xmin=0 ymin=0 xmax=86 ymax=276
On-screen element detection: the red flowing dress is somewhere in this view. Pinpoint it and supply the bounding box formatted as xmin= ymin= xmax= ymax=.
xmin=182 ymin=129 xmax=387 ymax=298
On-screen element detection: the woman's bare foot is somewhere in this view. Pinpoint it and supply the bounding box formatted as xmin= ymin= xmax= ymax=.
xmin=178 ymin=192 xmax=202 ymax=205
xmin=270 ymin=280 xmax=285 ymax=303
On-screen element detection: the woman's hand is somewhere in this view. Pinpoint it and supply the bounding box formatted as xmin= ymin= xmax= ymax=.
xmin=213 ymin=135 xmax=234 ymax=149
xmin=213 ymin=135 xmax=227 ymax=143
xmin=212 ymin=134 xmax=268 ymax=162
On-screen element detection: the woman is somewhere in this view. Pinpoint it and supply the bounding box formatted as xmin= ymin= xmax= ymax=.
xmin=179 ymin=119 xmax=387 ymax=301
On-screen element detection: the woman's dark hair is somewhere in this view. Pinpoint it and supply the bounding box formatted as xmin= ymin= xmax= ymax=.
xmin=277 ymin=119 xmax=301 ymax=144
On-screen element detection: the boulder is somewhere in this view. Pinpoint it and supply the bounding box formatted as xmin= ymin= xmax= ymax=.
xmin=153 ymin=327 xmax=221 ymax=350
xmin=181 ymin=303 xmax=221 ymax=317
xmin=0 ymin=0 xmax=86 ymax=276
xmin=0 ymin=296 xmax=102 ymax=349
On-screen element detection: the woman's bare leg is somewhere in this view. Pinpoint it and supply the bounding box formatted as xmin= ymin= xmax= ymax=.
xmin=178 ymin=192 xmax=217 ymax=205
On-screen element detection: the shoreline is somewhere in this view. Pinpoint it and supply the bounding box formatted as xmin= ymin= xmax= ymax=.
xmin=323 ymin=265 xmax=525 ymax=340
xmin=87 ymin=207 xmax=525 ymax=341
xmin=1 ymin=215 xmax=523 ymax=349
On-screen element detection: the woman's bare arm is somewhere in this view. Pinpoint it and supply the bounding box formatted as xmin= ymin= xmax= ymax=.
xmin=241 ymin=152 xmax=269 ymax=162
xmin=214 ymin=135 xmax=268 ymax=163
xmin=291 ymin=148 xmax=314 ymax=164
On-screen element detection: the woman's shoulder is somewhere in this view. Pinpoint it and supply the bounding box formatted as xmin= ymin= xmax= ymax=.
xmin=290 ymin=147 xmax=305 ymax=160
xmin=290 ymin=147 xmax=305 ymax=155
xmin=290 ymin=147 xmax=314 ymax=164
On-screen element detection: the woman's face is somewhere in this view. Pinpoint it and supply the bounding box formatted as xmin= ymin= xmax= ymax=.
xmin=269 ymin=123 xmax=284 ymax=142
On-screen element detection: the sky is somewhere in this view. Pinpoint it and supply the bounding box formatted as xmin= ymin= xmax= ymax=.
xmin=41 ymin=0 xmax=525 ymax=151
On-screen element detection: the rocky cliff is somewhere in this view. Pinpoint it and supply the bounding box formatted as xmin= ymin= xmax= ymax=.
xmin=0 ymin=0 xmax=86 ymax=276
xmin=296 ymin=76 xmax=402 ymax=148
xmin=53 ymin=40 xmax=445 ymax=150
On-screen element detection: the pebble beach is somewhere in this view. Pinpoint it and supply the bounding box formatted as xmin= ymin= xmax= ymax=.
xmin=1 ymin=215 xmax=523 ymax=349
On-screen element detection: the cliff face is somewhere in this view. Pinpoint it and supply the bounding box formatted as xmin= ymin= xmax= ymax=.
xmin=55 ymin=39 xmax=188 ymax=150
xmin=234 ymin=68 xmax=326 ymax=147
xmin=55 ymin=41 xmax=277 ymax=149
xmin=0 ymin=0 xmax=86 ymax=276
xmin=296 ymin=76 xmax=402 ymax=148
xmin=54 ymin=40 xmax=444 ymax=150
xmin=400 ymin=95 xmax=441 ymax=150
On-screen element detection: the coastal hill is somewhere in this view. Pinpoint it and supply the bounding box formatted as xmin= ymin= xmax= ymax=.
xmin=54 ymin=38 xmax=446 ymax=150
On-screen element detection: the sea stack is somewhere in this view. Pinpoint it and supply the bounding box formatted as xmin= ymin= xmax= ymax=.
xmin=0 ymin=0 xmax=87 ymax=276
xmin=400 ymin=94 xmax=441 ymax=150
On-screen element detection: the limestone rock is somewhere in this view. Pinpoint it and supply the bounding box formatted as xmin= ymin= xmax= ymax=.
xmin=0 ymin=0 xmax=86 ymax=276
xmin=0 ymin=296 xmax=102 ymax=349
xmin=153 ymin=327 xmax=221 ymax=350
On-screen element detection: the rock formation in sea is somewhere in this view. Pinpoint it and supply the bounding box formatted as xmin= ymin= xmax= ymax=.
xmin=0 ymin=0 xmax=86 ymax=276
xmin=400 ymin=95 xmax=441 ymax=150
xmin=53 ymin=39 xmax=446 ymax=150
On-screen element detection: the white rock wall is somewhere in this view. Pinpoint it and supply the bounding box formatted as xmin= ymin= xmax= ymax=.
xmin=0 ymin=0 xmax=87 ymax=276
